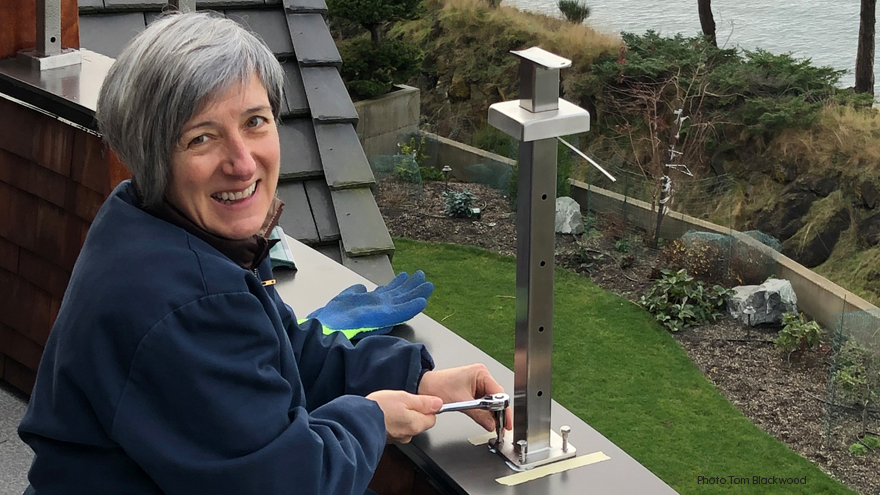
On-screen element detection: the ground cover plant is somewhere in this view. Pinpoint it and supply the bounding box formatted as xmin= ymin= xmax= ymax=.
xmin=391 ymin=238 xmax=857 ymax=495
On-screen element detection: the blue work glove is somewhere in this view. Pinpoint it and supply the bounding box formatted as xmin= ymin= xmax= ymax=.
xmin=300 ymin=271 xmax=434 ymax=340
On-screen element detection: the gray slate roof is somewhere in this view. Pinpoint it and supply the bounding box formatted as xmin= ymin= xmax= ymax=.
xmin=77 ymin=0 xmax=395 ymax=284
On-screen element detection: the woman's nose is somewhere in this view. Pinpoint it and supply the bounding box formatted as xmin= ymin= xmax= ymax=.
xmin=223 ymin=133 xmax=257 ymax=178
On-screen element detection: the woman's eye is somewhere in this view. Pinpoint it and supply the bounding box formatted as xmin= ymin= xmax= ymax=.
xmin=189 ymin=135 xmax=208 ymax=147
xmin=247 ymin=115 xmax=268 ymax=128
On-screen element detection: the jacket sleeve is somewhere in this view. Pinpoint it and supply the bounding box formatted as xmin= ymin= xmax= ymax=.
xmin=270 ymin=286 xmax=435 ymax=410
xmin=111 ymin=292 xmax=385 ymax=495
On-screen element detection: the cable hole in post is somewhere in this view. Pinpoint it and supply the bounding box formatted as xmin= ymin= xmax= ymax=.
xmin=50 ymin=37 xmax=56 ymax=43
xmin=537 ymin=391 xmax=543 ymax=397
xmin=540 ymin=261 xmax=546 ymax=266
xmin=539 ymin=326 xmax=544 ymax=332
xmin=542 ymin=194 xmax=547 ymax=200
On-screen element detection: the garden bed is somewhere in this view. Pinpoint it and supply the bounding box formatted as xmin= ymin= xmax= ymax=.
xmin=375 ymin=177 xmax=879 ymax=495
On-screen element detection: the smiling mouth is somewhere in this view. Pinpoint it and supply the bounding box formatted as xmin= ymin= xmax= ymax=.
xmin=212 ymin=181 xmax=258 ymax=205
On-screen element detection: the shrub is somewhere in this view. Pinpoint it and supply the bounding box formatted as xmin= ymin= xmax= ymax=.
xmin=557 ymin=0 xmax=591 ymax=24
xmin=338 ymin=36 xmax=424 ymax=99
xmin=398 ymin=135 xmax=443 ymax=181
xmin=393 ymin=159 xmax=421 ymax=183
xmin=639 ymin=269 xmax=731 ymax=332
xmin=834 ymin=339 xmax=879 ymax=436
xmin=863 ymin=436 xmax=880 ymax=449
xmin=775 ymin=312 xmax=823 ymax=358
xmin=443 ymin=189 xmax=477 ymax=218
xmin=660 ymin=238 xmax=726 ymax=284
xmin=850 ymin=443 xmax=868 ymax=456
xmin=614 ymin=239 xmax=631 ymax=253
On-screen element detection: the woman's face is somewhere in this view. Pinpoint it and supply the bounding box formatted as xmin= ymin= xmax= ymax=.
xmin=166 ymin=74 xmax=280 ymax=240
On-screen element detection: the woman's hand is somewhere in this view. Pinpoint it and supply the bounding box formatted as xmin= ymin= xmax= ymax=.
xmin=366 ymin=390 xmax=442 ymax=444
xmin=417 ymin=364 xmax=513 ymax=433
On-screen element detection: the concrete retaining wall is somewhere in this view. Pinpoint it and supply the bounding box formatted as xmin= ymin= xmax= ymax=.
xmin=569 ymin=179 xmax=879 ymax=331
xmin=420 ymin=131 xmax=516 ymax=180
xmin=354 ymin=84 xmax=420 ymax=160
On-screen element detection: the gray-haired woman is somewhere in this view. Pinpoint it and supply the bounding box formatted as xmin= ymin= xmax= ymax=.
xmin=18 ymin=12 xmax=509 ymax=495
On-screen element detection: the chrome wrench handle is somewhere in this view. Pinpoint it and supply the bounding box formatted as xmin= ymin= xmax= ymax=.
xmin=438 ymin=393 xmax=509 ymax=413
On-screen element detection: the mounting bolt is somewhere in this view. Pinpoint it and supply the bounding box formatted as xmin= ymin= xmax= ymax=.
xmin=561 ymin=425 xmax=571 ymax=453
xmin=517 ymin=439 xmax=528 ymax=463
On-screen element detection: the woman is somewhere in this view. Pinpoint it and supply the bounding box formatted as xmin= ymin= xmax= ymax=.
xmin=18 ymin=12 xmax=509 ymax=495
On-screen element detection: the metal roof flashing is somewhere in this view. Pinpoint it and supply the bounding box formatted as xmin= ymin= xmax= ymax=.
xmin=0 ymin=49 xmax=113 ymax=131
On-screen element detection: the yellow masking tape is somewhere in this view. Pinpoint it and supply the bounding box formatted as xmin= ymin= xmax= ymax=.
xmin=495 ymin=451 xmax=611 ymax=486
xmin=467 ymin=432 xmax=496 ymax=446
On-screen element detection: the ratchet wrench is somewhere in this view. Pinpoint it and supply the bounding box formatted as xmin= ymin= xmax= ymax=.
xmin=438 ymin=393 xmax=509 ymax=444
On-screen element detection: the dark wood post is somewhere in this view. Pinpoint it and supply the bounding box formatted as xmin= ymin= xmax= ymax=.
xmin=856 ymin=0 xmax=876 ymax=95
xmin=698 ymin=0 xmax=717 ymax=47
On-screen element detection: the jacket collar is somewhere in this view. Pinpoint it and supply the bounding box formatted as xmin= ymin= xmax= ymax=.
xmin=138 ymin=184 xmax=284 ymax=271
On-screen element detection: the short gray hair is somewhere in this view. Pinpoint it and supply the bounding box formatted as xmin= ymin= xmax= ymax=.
xmin=96 ymin=11 xmax=284 ymax=208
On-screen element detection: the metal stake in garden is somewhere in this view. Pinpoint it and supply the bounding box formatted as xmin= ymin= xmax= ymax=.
xmin=488 ymin=47 xmax=591 ymax=469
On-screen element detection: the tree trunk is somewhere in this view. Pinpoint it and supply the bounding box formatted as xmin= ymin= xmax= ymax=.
xmin=367 ymin=23 xmax=383 ymax=46
xmin=856 ymin=0 xmax=876 ymax=95
xmin=698 ymin=0 xmax=717 ymax=47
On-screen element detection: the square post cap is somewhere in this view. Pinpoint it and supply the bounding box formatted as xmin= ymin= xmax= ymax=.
xmin=511 ymin=47 xmax=572 ymax=70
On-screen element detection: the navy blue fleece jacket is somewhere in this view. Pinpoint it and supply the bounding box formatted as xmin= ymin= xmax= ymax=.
xmin=18 ymin=181 xmax=433 ymax=495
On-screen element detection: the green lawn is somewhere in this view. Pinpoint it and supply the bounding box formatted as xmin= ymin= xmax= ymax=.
xmin=392 ymin=238 xmax=855 ymax=495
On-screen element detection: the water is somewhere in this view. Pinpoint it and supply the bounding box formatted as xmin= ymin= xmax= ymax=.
xmin=505 ymin=0 xmax=871 ymax=92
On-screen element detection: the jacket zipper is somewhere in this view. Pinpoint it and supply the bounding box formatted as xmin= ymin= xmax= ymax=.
xmin=255 ymin=268 xmax=276 ymax=287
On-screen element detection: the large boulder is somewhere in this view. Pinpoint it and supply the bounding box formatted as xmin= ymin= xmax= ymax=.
xmin=729 ymin=279 xmax=798 ymax=326
xmin=752 ymin=189 xmax=817 ymax=241
xmin=781 ymin=201 xmax=850 ymax=268
xmin=857 ymin=178 xmax=879 ymax=209
xmin=858 ymin=210 xmax=880 ymax=247
xmin=555 ymin=197 xmax=584 ymax=235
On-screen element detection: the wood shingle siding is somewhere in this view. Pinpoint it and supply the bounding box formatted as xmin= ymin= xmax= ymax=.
xmin=0 ymin=94 xmax=129 ymax=393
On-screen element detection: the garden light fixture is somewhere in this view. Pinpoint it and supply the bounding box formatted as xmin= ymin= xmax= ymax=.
xmin=442 ymin=165 xmax=452 ymax=192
